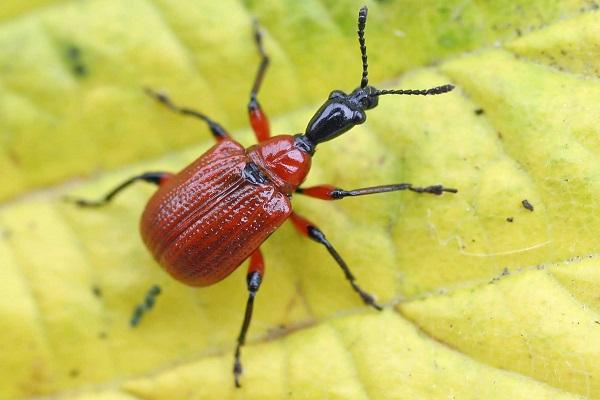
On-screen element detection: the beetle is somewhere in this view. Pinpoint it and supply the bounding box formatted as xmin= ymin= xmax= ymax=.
xmin=70 ymin=6 xmax=456 ymax=387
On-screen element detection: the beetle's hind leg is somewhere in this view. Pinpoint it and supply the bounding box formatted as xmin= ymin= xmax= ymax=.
xmin=65 ymin=171 xmax=173 ymax=207
xmin=248 ymin=19 xmax=271 ymax=143
xmin=145 ymin=88 xmax=229 ymax=142
xmin=233 ymin=249 xmax=265 ymax=388
xmin=290 ymin=212 xmax=383 ymax=311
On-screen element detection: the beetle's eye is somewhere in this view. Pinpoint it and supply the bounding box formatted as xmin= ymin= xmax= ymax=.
xmin=361 ymin=95 xmax=378 ymax=110
xmin=329 ymin=90 xmax=346 ymax=100
xmin=353 ymin=111 xmax=366 ymax=124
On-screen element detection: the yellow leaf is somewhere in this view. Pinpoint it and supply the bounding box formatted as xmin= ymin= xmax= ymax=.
xmin=1 ymin=1 xmax=599 ymax=399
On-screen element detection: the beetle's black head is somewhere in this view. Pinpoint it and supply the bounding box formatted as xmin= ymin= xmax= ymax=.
xmin=301 ymin=6 xmax=455 ymax=150
xmin=304 ymin=85 xmax=378 ymax=146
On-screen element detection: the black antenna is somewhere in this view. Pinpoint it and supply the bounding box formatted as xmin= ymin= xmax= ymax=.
xmin=369 ymin=84 xmax=455 ymax=97
xmin=358 ymin=6 xmax=369 ymax=88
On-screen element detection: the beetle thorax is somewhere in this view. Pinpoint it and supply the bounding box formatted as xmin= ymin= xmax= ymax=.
xmin=247 ymin=135 xmax=312 ymax=195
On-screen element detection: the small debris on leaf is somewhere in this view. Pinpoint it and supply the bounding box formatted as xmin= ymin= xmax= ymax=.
xmin=522 ymin=199 xmax=534 ymax=211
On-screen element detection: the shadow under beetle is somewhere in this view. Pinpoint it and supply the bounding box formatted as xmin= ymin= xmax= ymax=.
xmin=70 ymin=6 xmax=456 ymax=387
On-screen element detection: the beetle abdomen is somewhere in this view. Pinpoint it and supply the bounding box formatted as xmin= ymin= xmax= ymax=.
xmin=140 ymin=139 xmax=291 ymax=286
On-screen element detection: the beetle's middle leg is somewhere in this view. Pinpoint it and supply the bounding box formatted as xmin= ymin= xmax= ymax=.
xmin=145 ymin=88 xmax=229 ymax=142
xmin=289 ymin=212 xmax=383 ymax=311
xmin=247 ymin=19 xmax=271 ymax=143
xmin=233 ymin=248 xmax=264 ymax=388
xmin=66 ymin=171 xmax=173 ymax=207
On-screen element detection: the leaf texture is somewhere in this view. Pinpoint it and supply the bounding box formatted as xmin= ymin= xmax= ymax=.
xmin=0 ymin=1 xmax=599 ymax=399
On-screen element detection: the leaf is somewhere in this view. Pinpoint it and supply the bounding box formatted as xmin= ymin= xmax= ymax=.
xmin=1 ymin=1 xmax=599 ymax=399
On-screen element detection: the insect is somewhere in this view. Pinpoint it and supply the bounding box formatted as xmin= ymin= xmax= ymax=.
xmin=70 ymin=6 xmax=456 ymax=387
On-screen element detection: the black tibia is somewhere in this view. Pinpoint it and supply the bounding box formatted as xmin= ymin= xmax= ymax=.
xmin=66 ymin=172 xmax=171 ymax=207
xmin=248 ymin=19 xmax=271 ymax=142
xmin=307 ymin=225 xmax=383 ymax=311
xmin=144 ymin=88 xmax=228 ymax=140
xmin=332 ymin=183 xmax=457 ymax=198
xmin=233 ymin=269 xmax=263 ymax=388
xmin=296 ymin=183 xmax=458 ymax=200
xmin=249 ymin=19 xmax=270 ymax=102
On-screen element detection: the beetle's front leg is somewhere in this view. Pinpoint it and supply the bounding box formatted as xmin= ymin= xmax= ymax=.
xmin=296 ymin=182 xmax=457 ymax=200
xmin=247 ymin=19 xmax=271 ymax=143
xmin=145 ymin=88 xmax=229 ymax=142
xmin=233 ymin=249 xmax=265 ymax=388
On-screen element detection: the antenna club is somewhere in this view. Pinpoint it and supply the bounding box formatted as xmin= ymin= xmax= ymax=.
xmin=358 ymin=6 xmax=368 ymax=24
xmin=357 ymin=6 xmax=369 ymax=88
xmin=432 ymin=84 xmax=455 ymax=94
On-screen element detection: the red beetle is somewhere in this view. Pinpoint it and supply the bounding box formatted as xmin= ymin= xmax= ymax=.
xmin=71 ymin=6 xmax=456 ymax=387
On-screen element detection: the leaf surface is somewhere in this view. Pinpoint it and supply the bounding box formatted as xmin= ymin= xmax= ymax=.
xmin=1 ymin=1 xmax=599 ymax=399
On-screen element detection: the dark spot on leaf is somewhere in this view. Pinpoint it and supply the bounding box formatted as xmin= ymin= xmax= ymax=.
xmin=506 ymin=217 xmax=514 ymax=222
xmin=73 ymin=64 xmax=87 ymax=76
xmin=7 ymin=149 xmax=21 ymax=166
xmin=92 ymin=286 xmax=102 ymax=298
xmin=1 ymin=228 xmax=11 ymax=239
xmin=474 ymin=108 xmax=485 ymax=115
xmin=69 ymin=369 xmax=80 ymax=378
xmin=489 ymin=267 xmax=510 ymax=284
xmin=65 ymin=44 xmax=88 ymax=78
xmin=522 ymin=199 xmax=534 ymax=211
xmin=130 ymin=285 xmax=162 ymax=327
xmin=67 ymin=46 xmax=80 ymax=59
xmin=98 ymin=332 xmax=108 ymax=339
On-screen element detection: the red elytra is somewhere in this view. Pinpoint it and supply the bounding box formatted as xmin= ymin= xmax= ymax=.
xmin=140 ymin=136 xmax=310 ymax=287
xmin=71 ymin=6 xmax=456 ymax=388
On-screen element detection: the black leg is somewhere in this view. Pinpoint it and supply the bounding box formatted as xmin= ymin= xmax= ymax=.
xmin=65 ymin=171 xmax=172 ymax=207
xmin=145 ymin=88 xmax=229 ymax=141
xmin=233 ymin=250 xmax=264 ymax=388
xmin=290 ymin=212 xmax=382 ymax=310
xmin=296 ymin=183 xmax=457 ymax=200
xmin=248 ymin=19 xmax=271 ymax=142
